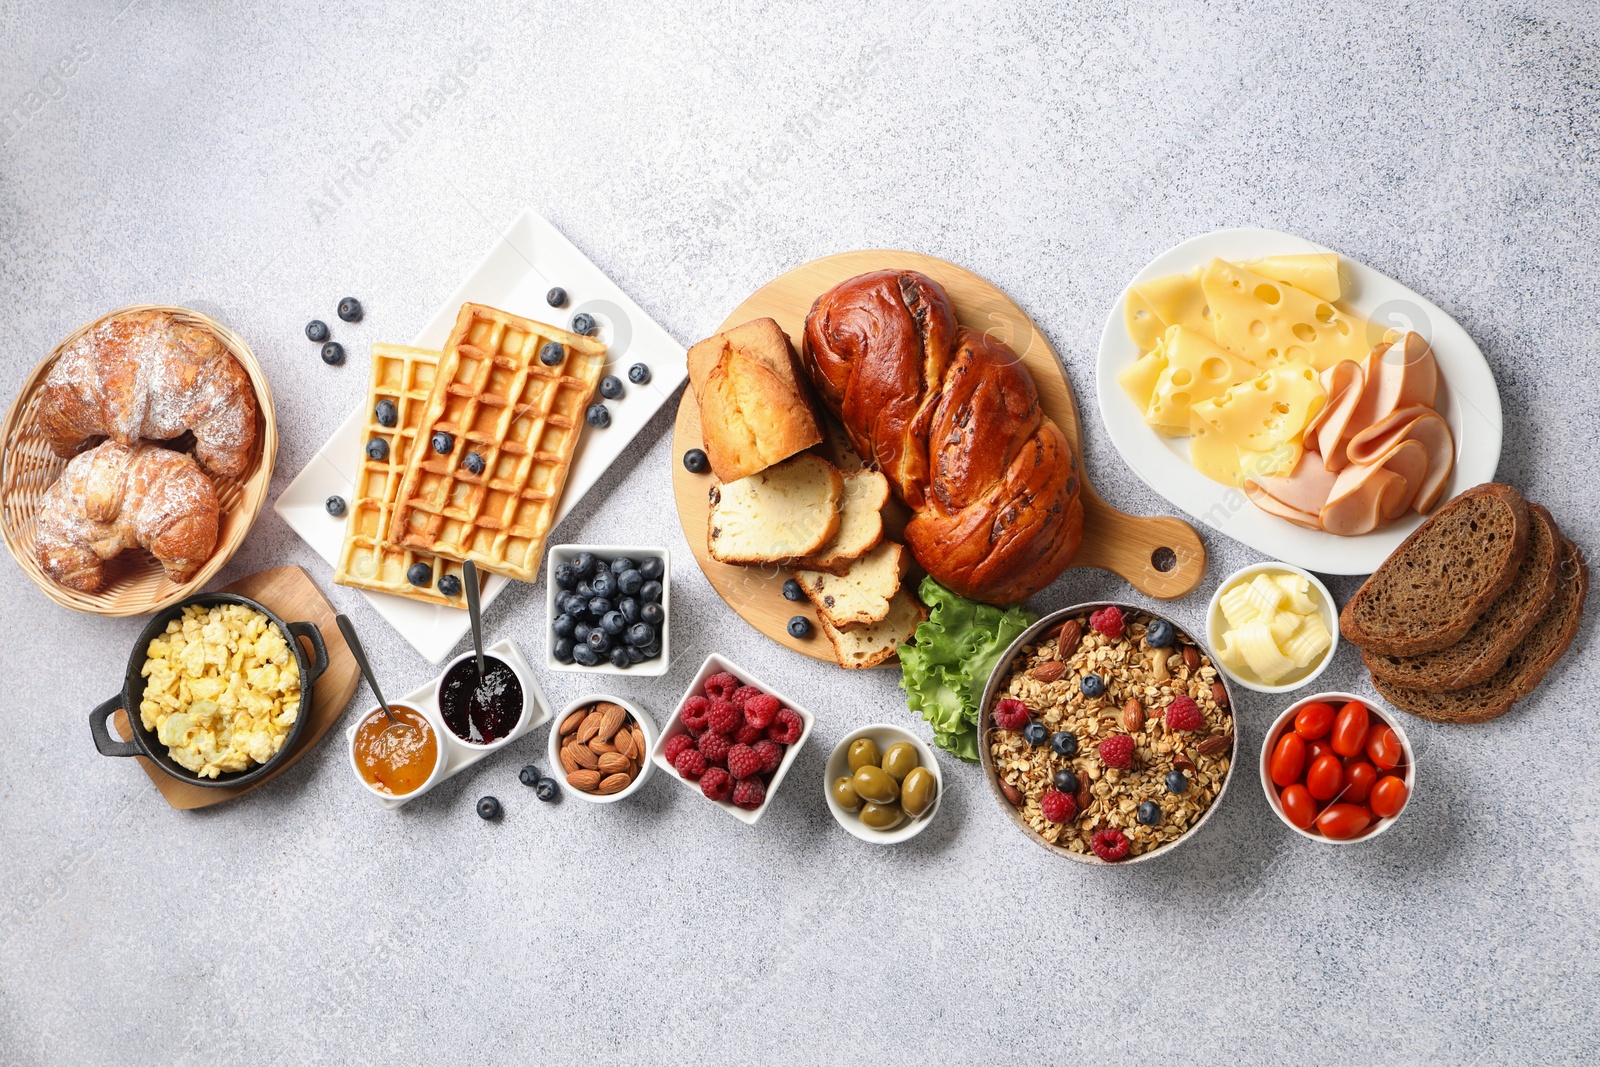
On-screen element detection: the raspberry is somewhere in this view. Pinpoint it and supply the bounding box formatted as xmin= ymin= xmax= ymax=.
xmin=726 ymin=743 xmax=762 ymax=780
xmin=680 ymin=695 xmax=711 ymax=732
xmin=766 ymin=707 xmax=803 ymax=745
xmin=1165 ymin=695 xmax=1203 ymax=732
xmin=697 ymin=731 xmax=731 ymax=767
xmin=735 ymin=723 xmax=765 ymax=746
xmin=673 ymin=748 xmax=706 ymax=780
xmin=706 ymin=698 xmax=741 ymax=736
xmin=1039 ymin=789 xmax=1078 ymax=824
xmin=1090 ymin=605 xmax=1126 ymax=639
xmin=699 ymin=767 xmax=733 ymax=802
xmin=752 ymin=739 xmax=783 ymax=774
xmin=992 ymin=698 xmax=1030 ymax=731
xmin=663 ymin=733 xmax=695 ymax=764
xmin=742 ymin=693 xmax=780 ymax=730
xmin=1098 ymin=734 xmax=1134 ymax=770
xmin=1091 ymin=827 xmax=1131 ymax=862
xmin=732 ymin=777 xmax=766 ymax=810
xmin=731 ymin=684 xmax=764 ymax=709
xmin=703 ymin=672 xmax=739 ymax=700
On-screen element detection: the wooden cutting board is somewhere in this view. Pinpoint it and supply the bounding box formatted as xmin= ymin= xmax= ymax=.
xmin=670 ymin=250 xmax=1207 ymax=663
xmin=111 ymin=565 xmax=360 ymax=809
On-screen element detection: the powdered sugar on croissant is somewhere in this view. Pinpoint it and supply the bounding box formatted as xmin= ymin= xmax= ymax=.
xmin=36 ymin=309 xmax=258 ymax=479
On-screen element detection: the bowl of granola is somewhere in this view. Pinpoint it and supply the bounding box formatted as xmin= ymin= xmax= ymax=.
xmin=978 ymin=602 xmax=1239 ymax=864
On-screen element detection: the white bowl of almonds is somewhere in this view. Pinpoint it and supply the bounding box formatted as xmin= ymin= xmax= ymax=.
xmin=978 ymin=602 xmax=1240 ymax=865
xmin=548 ymin=694 xmax=658 ymax=803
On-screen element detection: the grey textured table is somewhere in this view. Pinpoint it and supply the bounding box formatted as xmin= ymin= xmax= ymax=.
xmin=3 ymin=3 xmax=1597 ymax=1064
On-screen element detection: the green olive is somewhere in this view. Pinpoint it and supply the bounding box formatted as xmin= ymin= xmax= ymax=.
xmin=881 ymin=741 xmax=919 ymax=782
xmin=900 ymin=766 xmax=937 ymax=817
xmin=847 ymin=737 xmax=882 ymax=773
xmin=831 ymin=775 xmax=861 ymax=813
xmin=852 ymin=764 xmax=899 ymax=805
xmin=858 ymin=801 xmax=904 ymax=831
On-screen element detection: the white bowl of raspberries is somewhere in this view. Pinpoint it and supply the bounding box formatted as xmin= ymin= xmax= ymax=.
xmin=650 ymin=654 xmax=814 ymax=824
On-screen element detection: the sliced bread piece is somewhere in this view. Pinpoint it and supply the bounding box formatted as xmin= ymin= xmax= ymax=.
xmin=707 ymin=454 xmax=842 ymax=564
xmin=794 ymin=540 xmax=909 ymax=629
xmin=793 ymin=469 xmax=890 ymax=575
xmin=818 ymin=586 xmax=928 ymax=669
xmin=1372 ymin=536 xmax=1588 ymax=723
xmin=1365 ymin=503 xmax=1562 ymax=691
xmin=687 ymin=317 xmax=823 ymax=481
xmin=1340 ymin=483 xmax=1530 ymax=656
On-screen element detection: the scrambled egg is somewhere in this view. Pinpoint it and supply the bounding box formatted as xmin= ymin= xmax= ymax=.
xmin=139 ymin=604 xmax=302 ymax=778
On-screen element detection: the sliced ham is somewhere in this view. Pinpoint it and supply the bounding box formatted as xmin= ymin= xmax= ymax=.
xmin=1306 ymin=357 xmax=1367 ymax=471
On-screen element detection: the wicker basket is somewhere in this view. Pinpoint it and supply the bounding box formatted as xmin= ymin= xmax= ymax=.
xmin=1 ymin=305 xmax=278 ymax=615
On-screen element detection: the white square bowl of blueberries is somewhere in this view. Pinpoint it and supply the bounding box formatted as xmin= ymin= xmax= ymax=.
xmin=546 ymin=544 xmax=669 ymax=676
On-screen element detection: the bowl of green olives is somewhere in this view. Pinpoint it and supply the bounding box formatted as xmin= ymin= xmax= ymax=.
xmin=824 ymin=724 xmax=943 ymax=844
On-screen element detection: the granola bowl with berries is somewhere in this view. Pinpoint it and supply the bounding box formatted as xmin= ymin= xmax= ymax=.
xmin=977 ymin=602 xmax=1240 ymax=865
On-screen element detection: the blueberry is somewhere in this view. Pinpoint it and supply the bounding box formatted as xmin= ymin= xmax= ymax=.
xmin=624 ymin=645 xmax=645 ymax=664
xmin=406 ymin=562 xmax=431 ymax=586
xmin=601 ymin=610 xmax=626 ymax=635
xmin=337 ymin=297 xmax=363 ymax=323
xmin=552 ymin=613 xmax=576 ymax=639
xmin=618 ymin=569 xmax=643 ymax=596
xmin=554 ymin=561 xmax=577 ymax=589
xmin=1165 ymin=770 xmax=1190 ymax=795
xmin=321 ymin=341 xmax=345 ymax=366
xmin=519 ymin=764 xmax=540 ymax=787
xmin=618 ymin=597 xmax=640 ymax=624
xmin=628 ymin=363 xmax=650 ymax=385
xmin=1022 ymin=721 xmax=1049 ymax=746
xmin=546 ymin=287 xmax=567 ymax=308
xmin=574 ymin=582 xmax=595 ymax=602
xmin=609 ymin=646 xmax=631 ymax=668
xmin=431 ymin=431 xmax=454 ymax=455
xmin=599 ymin=375 xmax=624 ymax=400
xmin=787 ymin=615 xmax=811 ymax=638
xmin=586 ymin=629 xmax=610 ymax=652
xmin=539 ymin=341 xmax=565 ymax=366
xmin=590 ymin=571 xmax=617 ymax=598
xmin=571 ymin=552 xmax=595 ymax=578
xmin=1145 ymin=619 xmax=1176 ymax=649
xmin=571 ymin=312 xmax=596 ymax=335
xmin=438 ymin=574 xmax=462 ymax=598
xmin=782 ymin=578 xmax=803 ymax=601
xmin=682 ymin=448 xmax=709 ymax=474
xmin=626 ymin=622 xmax=653 ymax=647
xmin=476 ymin=796 xmax=501 ymax=820
xmin=366 ymin=437 xmax=389 ymax=462
xmin=585 ymin=404 xmax=611 ymax=429
xmin=1137 ymin=801 xmax=1162 ymax=826
xmin=534 ymin=777 xmax=559 ymax=801
xmin=572 ymin=622 xmax=591 ymax=643
xmin=553 ymin=637 xmax=575 ymax=663
xmin=305 ymin=319 xmax=329 ymax=343
xmin=639 ymin=580 xmax=662 ymax=604
xmin=559 ymin=592 xmax=586 ymax=617
xmin=325 ymin=495 xmax=346 ymax=517
xmin=587 ymin=596 xmax=612 ymax=619
xmin=572 ymin=643 xmax=600 ymax=666
xmin=1051 ymin=731 xmax=1079 ymax=757
xmin=609 ymin=557 xmax=635 ymax=575
xmin=640 ymin=602 xmax=664 ymax=627
xmin=462 ymin=452 xmax=485 ymax=475
xmin=1053 ymin=768 xmax=1080 ymax=794
xmin=638 ymin=556 xmax=664 ymax=582
xmin=1080 ymin=673 xmax=1106 ymax=698
xmin=641 ymin=640 xmax=662 ymax=659
xmin=374 ymin=398 xmax=398 ymax=427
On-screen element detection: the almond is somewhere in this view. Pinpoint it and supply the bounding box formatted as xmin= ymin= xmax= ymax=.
xmin=576 ymin=709 xmax=605 ymax=743
xmin=589 ymin=738 xmax=617 ymax=755
xmin=1172 ymin=752 xmax=1196 ymax=773
xmin=558 ymin=744 xmax=580 ymax=774
xmin=1121 ymin=698 xmax=1144 ymax=732
xmin=1000 ymin=781 xmax=1024 ymax=806
xmin=1031 ymin=660 xmax=1066 ymax=682
xmin=1198 ymin=733 xmax=1233 ymax=756
xmin=597 ymin=772 xmax=632 ymax=794
xmin=1210 ymin=681 xmax=1230 ymax=708
xmin=597 ymin=752 xmax=631 ymax=776
xmin=614 ymin=729 xmax=636 ymax=760
xmin=559 ymin=708 xmax=586 ymax=736
xmin=1075 ymin=779 xmax=1093 ymax=813
xmin=630 ymin=725 xmax=646 ymax=756
xmin=1057 ymin=619 xmax=1083 ymax=657
xmin=1182 ymin=645 xmax=1201 ymax=671
xmin=596 ymin=702 xmax=627 ymax=742
xmin=567 ymin=769 xmax=602 ymax=791
xmin=569 ymin=743 xmax=599 ymax=770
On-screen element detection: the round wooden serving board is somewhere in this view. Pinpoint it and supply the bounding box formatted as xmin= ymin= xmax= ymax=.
xmin=671 ymin=250 xmax=1206 ymax=662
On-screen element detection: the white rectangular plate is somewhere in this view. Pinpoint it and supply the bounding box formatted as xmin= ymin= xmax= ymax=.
xmin=275 ymin=210 xmax=687 ymax=662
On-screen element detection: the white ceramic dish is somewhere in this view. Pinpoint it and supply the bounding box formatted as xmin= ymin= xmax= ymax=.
xmin=344 ymin=638 xmax=550 ymax=809
xmin=1094 ymin=227 xmax=1502 ymax=574
xmin=546 ymin=693 xmax=658 ymax=804
xmin=650 ymin=654 xmax=815 ymax=825
xmin=1259 ymin=690 xmax=1415 ymax=844
xmin=544 ymin=544 xmax=670 ymax=677
xmin=434 ymin=646 xmax=535 ymax=755
xmin=348 ymin=705 xmax=450 ymax=802
xmin=823 ymin=724 xmax=943 ymax=845
xmin=275 ymin=209 xmax=688 ymax=663
xmin=1206 ymin=561 xmax=1340 ymax=694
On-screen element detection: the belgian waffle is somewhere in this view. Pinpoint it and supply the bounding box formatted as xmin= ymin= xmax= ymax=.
xmin=386 ymin=304 xmax=607 ymax=581
xmin=334 ymin=344 xmax=477 ymax=606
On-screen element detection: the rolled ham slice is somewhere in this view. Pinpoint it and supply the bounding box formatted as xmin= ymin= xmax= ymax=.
xmin=1320 ymin=439 xmax=1429 ymax=536
xmin=1306 ymin=357 xmax=1367 ymax=471
xmin=1346 ymin=406 xmax=1455 ymax=513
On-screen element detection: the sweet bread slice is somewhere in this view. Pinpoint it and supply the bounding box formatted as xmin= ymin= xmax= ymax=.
xmin=707 ymin=454 xmax=841 ymax=564
xmin=687 ymin=317 xmax=823 ymax=482
xmin=794 ymin=541 xmax=908 ymax=629
xmin=818 ymin=586 xmax=928 ymax=669
xmin=793 ymin=469 xmax=889 ymax=575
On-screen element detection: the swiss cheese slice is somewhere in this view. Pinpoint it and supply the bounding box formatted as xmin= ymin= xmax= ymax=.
xmin=1188 ymin=361 xmax=1326 ymax=486
xmin=1143 ymin=326 xmax=1256 ymax=436
xmin=1123 ymin=268 xmax=1212 ymax=352
xmin=1200 ymin=258 xmax=1371 ymax=371
xmin=1241 ymin=254 xmax=1343 ymax=302
xmin=1117 ymin=348 xmax=1167 ymax=413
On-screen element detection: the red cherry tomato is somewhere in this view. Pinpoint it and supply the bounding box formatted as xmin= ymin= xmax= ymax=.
xmin=1306 ymin=753 xmax=1345 ymax=801
xmin=1306 ymin=739 xmax=1334 ymax=766
xmin=1331 ymin=701 xmax=1370 ymax=757
xmin=1294 ymin=701 xmax=1336 ymax=740
xmin=1316 ymin=803 xmax=1373 ymax=840
xmin=1342 ymin=759 xmax=1377 ymax=803
xmin=1270 ymin=732 xmax=1307 ymax=787
xmin=1371 ymin=775 xmax=1410 ymax=818
xmin=1365 ymin=723 xmax=1402 ymax=771
xmin=1279 ymin=784 xmax=1317 ymax=829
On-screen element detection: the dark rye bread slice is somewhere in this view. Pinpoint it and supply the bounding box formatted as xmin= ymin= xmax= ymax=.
xmin=1340 ymin=483 xmax=1530 ymax=656
xmin=1363 ymin=503 xmax=1561 ymax=691
xmin=1372 ymin=537 xmax=1588 ymax=724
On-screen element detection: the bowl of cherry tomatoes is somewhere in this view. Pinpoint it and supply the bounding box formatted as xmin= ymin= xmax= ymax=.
xmin=1260 ymin=692 xmax=1414 ymax=844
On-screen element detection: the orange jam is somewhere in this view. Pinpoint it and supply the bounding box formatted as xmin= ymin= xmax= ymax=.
xmin=353 ymin=705 xmax=437 ymax=796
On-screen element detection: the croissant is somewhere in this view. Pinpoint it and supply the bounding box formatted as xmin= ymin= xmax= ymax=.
xmin=803 ymin=270 xmax=1083 ymax=603
xmin=36 ymin=309 xmax=258 ymax=479
xmin=35 ymin=441 xmax=220 ymax=593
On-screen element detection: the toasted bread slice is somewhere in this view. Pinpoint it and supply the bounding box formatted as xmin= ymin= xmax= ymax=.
xmin=793 ymin=469 xmax=889 ymax=575
xmin=794 ymin=541 xmax=908 ymax=629
xmin=707 ymin=454 xmax=842 ymax=564
xmin=818 ymin=586 xmax=928 ymax=669
xmin=1372 ymin=536 xmax=1588 ymax=723
xmin=1341 ymin=483 xmax=1530 ymax=656
xmin=1365 ymin=504 xmax=1562 ymax=691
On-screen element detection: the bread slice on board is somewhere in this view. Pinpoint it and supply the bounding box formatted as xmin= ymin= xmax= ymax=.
xmin=1340 ymin=483 xmax=1530 ymax=656
xmin=1372 ymin=536 xmax=1588 ymax=723
xmin=794 ymin=540 xmax=909 ymax=629
xmin=1364 ymin=503 xmax=1562 ymax=691
xmin=687 ymin=317 xmax=823 ymax=482
xmin=707 ymin=454 xmax=841 ymax=564
xmin=818 ymin=586 xmax=928 ymax=669
xmin=793 ymin=469 xmax=889 ymax=575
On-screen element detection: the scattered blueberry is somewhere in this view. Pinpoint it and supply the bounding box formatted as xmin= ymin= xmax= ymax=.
xmin=325 ymin=495 xmax=346 ymax=517
xmin=599 ymin=375 xmax=624 ymax=400
xmin=586 ymin=404 xmax=611 ymax=429
xmin=462 ymin=451 xmax=485 ymax=476
xmin=782 ymin=578 xmax=804 ymax=601
xmin=305 ymin=320 xmax=329 ymax=343
xmin=1022 ymin=721 xmax=1050 ymax=746
xmin=1051 ymin=731 xmax=1079 ymax=757
xmin=591 ymin=571 xmax=617 ymax=599
xmin=1080 ymin=673 xmax=1106 ymax=698
xmin=618 ymin=569 xmax=643 ymax=596
xmin=554 ymin=561 xmax=577 ymax=589
xmin=626 ymin=622 xmax=654 ymax=647
xmin=628 ymin=363 xmax=650 ymax=385
xmin=1137 ymin=801 xmax=1162 ymax=826
xmin=638 ymin=556 xmax=664 ymax=582
xmin=1145 ymin=619 xmax=1176 ymax=649
xmin=787 ymin=615 xmax=812 ymax=638
xmin=476 ymin=796 xmax=501 ymax=820
xmin=374 ymin=398 xmax=398 ymax=427
xmin=406 ymin=562 xmax=431 ymax=586
xmin=683 ymin=449 xmax=709 ymax=474
xmin=609 ymin=646 xmax=631 ymax=668
xmin=571 ymin=552 xmax=596 ymax=578
xmin=546 ymin=287 xmax=567 ymax=308
xmin=610 ymin=557 xmax=636 ymax=575
xmin=1053 ymin=768 xmax=1080 ymax=794
xmin=1165 ymin=770 xmax=1190 ymax=794
xmin=571 ymin=312 xmax=596 ymax=335
xmin=519 ymin=764 xmax=541 ymax=787
xmin=534 ymin=777 xmax=559 ymax=801
xmin=437 ymin=574 xmax=462 ymax=598
xmin=572 ymin=643 xmax=600 ymax=666
xmin=539 ymin=341 xmax=565 ymax=366
xmin=337 ymin=297 xmax=363 ymax=323
xmin=639 ymin=580 xmax=662 ymax=604
xmin=321 ymin=341 xmax=345 ymax=366
xmin=366 ymin=437 xmax=389 ymax=462
xmin=640 ymin=602 xmax=665 ymax=627
xmin=431 ymin=431 xmax=454 ymax=455
xmin=600 ymin=610 xmax=626 ymax=635
xmin=586 ymin=629 xmax=610 ymax=652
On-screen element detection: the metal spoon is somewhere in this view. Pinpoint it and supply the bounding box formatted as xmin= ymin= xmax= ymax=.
xmin=336 ymin=614 xmax=412 ymax=737
xmin=463 ymin=560 xmax=485 ymax=678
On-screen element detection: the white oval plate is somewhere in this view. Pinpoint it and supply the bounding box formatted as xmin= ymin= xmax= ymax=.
xmin=1094 ymin=228 xmax=1502 ymax=575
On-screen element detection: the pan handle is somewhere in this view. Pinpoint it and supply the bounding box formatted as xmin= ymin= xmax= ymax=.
xmin=288 ymin=621 xmax=329 ymax=686
xmin=89 ymin=695 xmax=140 ymax=758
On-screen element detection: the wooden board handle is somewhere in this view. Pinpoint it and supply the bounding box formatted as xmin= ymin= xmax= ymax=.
xmin=1073 ymin=495 xmax=1207 ymax=599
